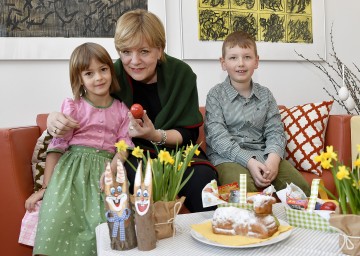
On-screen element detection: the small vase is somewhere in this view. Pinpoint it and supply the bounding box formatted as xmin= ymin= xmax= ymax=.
xmin=329 ymin=214 xmax=360 ymax=255
xmin=153 ymin=196 xmax=185 ymax=239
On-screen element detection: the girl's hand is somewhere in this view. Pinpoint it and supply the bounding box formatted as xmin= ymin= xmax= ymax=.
xmin=25 ymin=189 xmax=45 ymax=212
xmin=128 ymin=110 xmax=158 ymax=141
xmin=47 ymin=112 xmax=80 ymax=137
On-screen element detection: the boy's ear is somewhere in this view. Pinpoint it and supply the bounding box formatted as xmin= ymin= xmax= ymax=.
xmin=254 ymin=55 xmax=260 ymax=69
xmin=219 ymin=57 xmax=227 ymax=71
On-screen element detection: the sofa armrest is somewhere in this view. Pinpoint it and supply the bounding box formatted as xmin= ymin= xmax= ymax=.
xmin=325 ymin=115 xmax=352 ymax=166
xmin=0 ymin=126 xmax=40 ymax=255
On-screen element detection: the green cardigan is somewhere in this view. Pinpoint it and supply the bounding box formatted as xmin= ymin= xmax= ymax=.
xmin=113 ymin=54 xmax=203 ymax=130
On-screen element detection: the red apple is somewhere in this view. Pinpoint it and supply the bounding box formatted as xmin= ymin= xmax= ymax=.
xmin=130 ymin=104 xmax=144 ymax=119
xmin=319 ymin=201 xmax=337 ymax=211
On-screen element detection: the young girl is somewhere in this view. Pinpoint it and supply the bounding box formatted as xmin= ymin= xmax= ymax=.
xmin=25 ymin=42 xmax=133 ymax=255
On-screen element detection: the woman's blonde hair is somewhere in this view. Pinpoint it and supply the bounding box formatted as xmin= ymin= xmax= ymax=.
xmin=69 ymin=42 xmax=119 ymax=100
xmin=114 ymin=9 xmax=166 ymax=62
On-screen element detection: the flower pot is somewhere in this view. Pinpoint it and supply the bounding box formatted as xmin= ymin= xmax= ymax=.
xmin=329 ymin=214 xmax=360 ymax=255
xmin=153 ymin=197 xmax=185 ymax=239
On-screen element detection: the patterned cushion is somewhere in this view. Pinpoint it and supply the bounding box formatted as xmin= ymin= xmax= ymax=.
xmin=31 ymin=130 xmax=52 ymax=191
xmin=279 ymin=101 xmax=333 ymax=175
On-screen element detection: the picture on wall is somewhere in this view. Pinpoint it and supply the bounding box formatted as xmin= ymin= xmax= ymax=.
xmin=198 ymin=0 xmax=313 ymax=44
xmin=0 ymin=0 xmax=166 ymax=60
xmin=180 ymin=0 xmax=325 ymax=61
xmin=0 ymin=0 xmax=147 ymax=38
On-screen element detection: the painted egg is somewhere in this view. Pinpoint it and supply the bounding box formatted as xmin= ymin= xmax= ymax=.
xmin=338 ymin=86 xmax=349 ymax=101
xmin=345 ymin=96 xmax=356 ymax=111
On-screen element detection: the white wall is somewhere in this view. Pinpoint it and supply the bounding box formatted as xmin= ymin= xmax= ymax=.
xmin=1 ymin=0 xmax=359 ymax=128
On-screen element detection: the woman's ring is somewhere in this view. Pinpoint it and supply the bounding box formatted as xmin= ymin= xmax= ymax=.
xmin=129 ymin=126 xmax=134 ymax=131
xmin=53 ymin=128 xmax=57 ymax=134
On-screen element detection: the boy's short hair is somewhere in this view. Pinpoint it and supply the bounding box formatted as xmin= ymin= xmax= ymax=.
xmin=222 ymin=31 xmax=258 ymax=57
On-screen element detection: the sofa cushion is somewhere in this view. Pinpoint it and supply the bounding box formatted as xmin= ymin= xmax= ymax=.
xmin=279 ymin=101 xmax=333 ymax=176
xmin=31 ymin=130 xmax=52 ymax=191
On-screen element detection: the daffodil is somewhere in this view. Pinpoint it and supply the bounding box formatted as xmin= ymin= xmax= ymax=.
xmin=115 ymin=140 xmax=129 ymax=152
xmin=325 ymin=145 xmax=338 ymax=161
xmin=132 ymin=146 xmax=144 ymax=158
xmin=158 ymin=150 xmax=174 ymax=165
xmin=320 ymin=159 xmax=333 ymax=169
xmin=114 ymin=139 xmax=200 ymax=202
xmin=336 ymin=166 xmax=350 ymax=180
xmin=314 ymin=145 xmax=360 ymax=214
xmin=354 ymin=158 xmax=360 ymax=168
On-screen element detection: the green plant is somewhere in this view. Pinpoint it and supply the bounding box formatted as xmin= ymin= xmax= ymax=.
xmin=115 ymin=140 xmax=200 ymax=202
xmin=314 ymin=145 xmax=360 ymax=214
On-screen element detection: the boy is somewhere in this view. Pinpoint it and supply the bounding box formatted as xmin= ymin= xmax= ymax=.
xmin=205 ymin=31 xmax=310 ymax=196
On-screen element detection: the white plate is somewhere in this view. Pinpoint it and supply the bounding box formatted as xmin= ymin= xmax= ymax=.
xmin=190 ymin=219 xmax=292 ymax=248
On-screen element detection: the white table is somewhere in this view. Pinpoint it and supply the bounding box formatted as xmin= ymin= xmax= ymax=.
xmin=96 ymin=204 xmax=344 ymax=256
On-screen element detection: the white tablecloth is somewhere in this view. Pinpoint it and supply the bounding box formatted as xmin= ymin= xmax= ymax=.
xmin=96 ymin=204 xmax=344 ymax=256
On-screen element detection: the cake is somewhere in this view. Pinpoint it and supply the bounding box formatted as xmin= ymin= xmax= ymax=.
xmin=212 ymin=194 xmax=278 ymax=239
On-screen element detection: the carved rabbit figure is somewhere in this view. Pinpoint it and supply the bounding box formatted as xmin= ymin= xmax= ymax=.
xmin=103 ymin=160 xmax=137 ymax=250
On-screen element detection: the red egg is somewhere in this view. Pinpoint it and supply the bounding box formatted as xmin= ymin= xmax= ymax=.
xmin=320 ymin=201 xmax=337 ymax=211
xmin=130 ymin=104 xmax=144 ymax=119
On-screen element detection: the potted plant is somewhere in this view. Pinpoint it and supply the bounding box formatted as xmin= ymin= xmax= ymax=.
xmin=115 ymin=140 xmax=200 ymax=239
xmin=314 ymin=145 xmax=360 ymax=254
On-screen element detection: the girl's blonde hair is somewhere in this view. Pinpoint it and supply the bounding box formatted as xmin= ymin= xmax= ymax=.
xmin=69 ymin=42 xmax=119 ymax=100
xmin=114 ymin=9 xmax=166 ymax=62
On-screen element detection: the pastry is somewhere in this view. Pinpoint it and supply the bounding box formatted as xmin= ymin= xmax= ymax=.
xmin=212 ymin=195 xmax=278 ymax=239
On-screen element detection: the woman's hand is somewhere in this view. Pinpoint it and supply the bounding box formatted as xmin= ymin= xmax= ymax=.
xmin=47 ymin=112 xmax=79 ymax=137
xmin=25 ymin=190 xmax=45 ymax=212
xmin=128 ymin=110 xmax=159 ymax=141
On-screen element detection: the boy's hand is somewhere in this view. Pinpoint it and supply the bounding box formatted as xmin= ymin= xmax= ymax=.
xmin=25 ymin=190 xmax=45 ymax=212
xmin=264 ymin=153 xmax=281 ymax=182
xmin=247 ymin=158 xmax=271 ymax=188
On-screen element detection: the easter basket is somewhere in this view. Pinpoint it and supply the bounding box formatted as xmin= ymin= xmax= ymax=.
xmin=284 ymin=179 xmax=337 ymax=233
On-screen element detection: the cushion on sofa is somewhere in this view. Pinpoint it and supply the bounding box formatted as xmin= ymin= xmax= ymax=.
xmin=31 ymin=130 xmax=52 ymax=191
xmin=279 ymin=101 xmax=333 ymax=176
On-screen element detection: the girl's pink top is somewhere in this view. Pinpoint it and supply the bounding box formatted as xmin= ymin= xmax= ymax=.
xmin=48 ymin=97 xmax=133 ymax=154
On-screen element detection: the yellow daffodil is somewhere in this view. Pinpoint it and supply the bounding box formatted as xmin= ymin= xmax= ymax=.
xmin=115 ymin=140 xmax=129 ymax=152
xmin=315 ymin=144 xmax=359 ymax=215
xmin=336 ymin=165 xmax=350 ymax=180
xmin=325 ymin=145 xmax=338 ymax=161
xmin=352 ymin=180 xmax=360 ymax=189
xmin=158 ymin=150 xmax=174 ymax=165
xmin=177 ymin=162 xmax=183 ymax=171
xmin=354 ymin=158 xmax=360 ymax=168
xmin=132 ymin=146 xmax=144 ymax=158
xmin=320 ymin=159 xmax=333 ymax=169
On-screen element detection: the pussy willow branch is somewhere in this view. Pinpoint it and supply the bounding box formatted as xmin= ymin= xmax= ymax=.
xmin=295 ymin=24 xmax=360 ymax=115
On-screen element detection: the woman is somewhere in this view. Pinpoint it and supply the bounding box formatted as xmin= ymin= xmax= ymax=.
xmin=47 ymin=9 xmax=218 ymax=212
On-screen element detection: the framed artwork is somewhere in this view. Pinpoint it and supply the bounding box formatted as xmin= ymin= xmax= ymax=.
xmin=180 ymin=0 xmax=326 ymax=61
xmin=0 ymin=0 xmax=166 ymax=60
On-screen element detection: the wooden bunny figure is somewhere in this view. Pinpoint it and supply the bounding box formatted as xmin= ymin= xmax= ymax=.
xmin=133 ymin=160 xmax=157 ymax=250
xmin=103 ymin=160 xmax=137 ymax=250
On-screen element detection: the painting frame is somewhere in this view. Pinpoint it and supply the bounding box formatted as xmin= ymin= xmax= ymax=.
xmin=0 ymin=0 xmax=166 ymax=60
xmin=180 ymin=0 xmax=326 ymax=61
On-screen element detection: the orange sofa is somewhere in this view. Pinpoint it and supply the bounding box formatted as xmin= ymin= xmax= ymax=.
xmin=0 ymin=109 xmax=352 ymax=255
